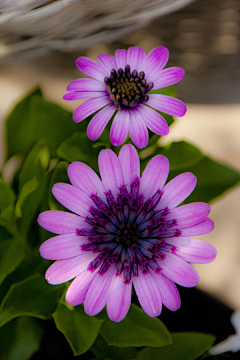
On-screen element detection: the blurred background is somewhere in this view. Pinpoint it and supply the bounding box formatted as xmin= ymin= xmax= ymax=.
xmin=0 ymin=0 xmax=239 ymax=311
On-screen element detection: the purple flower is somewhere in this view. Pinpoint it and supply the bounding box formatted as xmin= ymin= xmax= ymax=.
xmin=63 ymin=46 xmax=187 ymax=148
xmin=38 ymin=145 xmax=216 ymax=322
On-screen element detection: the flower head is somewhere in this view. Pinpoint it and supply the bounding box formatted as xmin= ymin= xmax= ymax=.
xmin=38 ymin=145 xmax=216 ymax=322
xmin=63 ymin=46 xmax=187 ymax=148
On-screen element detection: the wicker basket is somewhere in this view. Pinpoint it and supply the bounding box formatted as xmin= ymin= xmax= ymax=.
xmin=0 ymin=0 xmax=194 ymax=62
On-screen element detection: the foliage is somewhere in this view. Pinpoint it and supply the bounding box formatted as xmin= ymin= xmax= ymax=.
xmin=0 ymin=88 xmax=239 ymax=359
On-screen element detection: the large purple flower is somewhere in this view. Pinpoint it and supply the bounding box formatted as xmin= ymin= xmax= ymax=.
xmin=38 ymin=145 xmax=216 ymax=322
xmin=63 ymin=46 xmax=186 ymax=148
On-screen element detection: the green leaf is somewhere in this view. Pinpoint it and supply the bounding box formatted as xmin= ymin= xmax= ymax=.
xmin=15 ymin=177 xmax=38 ymax=218
xmin=147 ymin=134 xmax=160 ymax=147
xmin=0 ymin=178 xmax=16 ymax=231
xmin=5 ymin=88 xmax=88 ymax=159
xmin=0 ymin=258 xmax=44 ymax=305
xmin=28 ymin=95 xmax=88 ymax=158
xmin=0 ymin=238 xmax=24 ymax=285
xmin=149 ymin=85 xmax=177 ymax=97
xmin=0 ymin=316 xmax=43 ymax=360
xmin=91 ymin=334 xmax=137 ymax=360
xmin=5 ymin=88 xmax=43 ymax=160
xmin=57 ymin=132 xmax=105 ymax=173
xmin=18 ymin=140 xmax=49 ymax=191
xmin=0 ymin=177 xmax=15 ymax=214
xmin=98 ymin=304 xmax=171 ymax=348
xmin=136 ymin=332 xmax=216 ymax=360
xmin=140 ymin=141 xmax=204 ymax=172
xmin=141 ymin=141 xmax=240 ymax=203
xmin=16 ymin=140 xmax=50 ymax=235
xmin=158 ymin=141 xmax=204 ymax=171
xmin=0 ymin=227 xmax=24 ymax=285
xmin=0 ymin=225 xmax=12 ymax=239
xmin=0 ymin=205 xmax=15 ymax=229
xmin=53 ymin=302 xmax=103 ymax=356
xmin=182 ymin=156 xmax=240 ymax=204
xmin=0 ymin=274 xmax=65 ymax=327
xmin=48 ymin=161 xmax=71 ymax=211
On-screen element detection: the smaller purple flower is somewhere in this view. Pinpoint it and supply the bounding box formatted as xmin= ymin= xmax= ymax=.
xmin=63 ymin=46 xmax=187 ymax=148
xmin=38 ymin=145 xmax=216 ymax=322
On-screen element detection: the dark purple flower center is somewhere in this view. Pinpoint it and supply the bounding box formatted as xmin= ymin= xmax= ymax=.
xmin=78 ymin=177 xmax=181 ymax=282
xmin=104 ymin=65 xmax=154 ymax=109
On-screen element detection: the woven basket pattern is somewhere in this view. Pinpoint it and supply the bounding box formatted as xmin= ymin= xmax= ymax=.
xmin=0 ymin=0 xmax=194 ymax=62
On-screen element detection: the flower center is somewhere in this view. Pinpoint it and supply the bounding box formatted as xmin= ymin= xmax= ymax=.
xmin=104 ymin=65 xmax=154 ymax=109
xmin=78 ymin=178 xmax=180 ymax=282
xmin=116 ymin=223 xmax=140 ymax=247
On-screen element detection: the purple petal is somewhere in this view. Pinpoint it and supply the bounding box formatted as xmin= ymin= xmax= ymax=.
xmin=137 ymin=104 xmax=169 ymax=136
xmin=118 ymin=144 xmax=140 ymax=192
xmin=129 ymin=108 xmax=149 ymax=149
xmin=166 ymin=202 xmax=211 ymax=228
xmin=133 ymin=272 xmax=162 ymax=317
xmin=97 ymin=54 xmax=117 ymax=74
xmin=139 ymin=155 xmax=169 ymax=199
xmin=66 ymin=269 xmax=98 ymax=306
xmin=98 ymin=149 xmax=124 ymax=197
xmin=156 ymin=253 xmax=199 ymax=287
xmin=141 ymin=46 xmax=169 ymax=82
xmin=158 ymin=253 xmax=199 ymax=287
xmin=150 ymin=271 xmax=181 ymax=311
xmin=107 ymin=274 xmax=132 ymax=322
xmin=84 ymin=265 xmax=115 ymax=316
xmin=126 ymin=46 xmax=146 ymax=72
xmin=115 ymin=49 xmax=127 ymax=69
xmin=37 ymin=210 xmax=88 ymax=234
xmin=87 ymin=103 xmax=116 ymax=141
xmin=157 ymin=173 xmax=197 ymax=210
xmin=63 ymin=91 xmax=107 ymax=101
xmin=180 ymin=218 xmax=214 ymax=236
xmin=110 ymin=108 xmax=129 ymax=146
xmin=76 ymin=56 xmax=107 ymax=81
xmin=40 ymin=233 xmax=86 ymax=260
xmin=153 ymin=67 xmax=185 ymax=90
xmin=68 ymin=162 xmax=105 ymax=199
xmin=148 ymin=94 xmax=187 ymax=117
xmin=73 ymin=96 xmax=111 ymax=123
xmin=66 ymin=78 xmax=106 ymax=92
xmin=166 ymin=237 xmax=217 ymax=264
xmin=45 ymin=252 xmax=97 ymax=284
xmin=52 ymin=183 xmax=92 ymax=217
